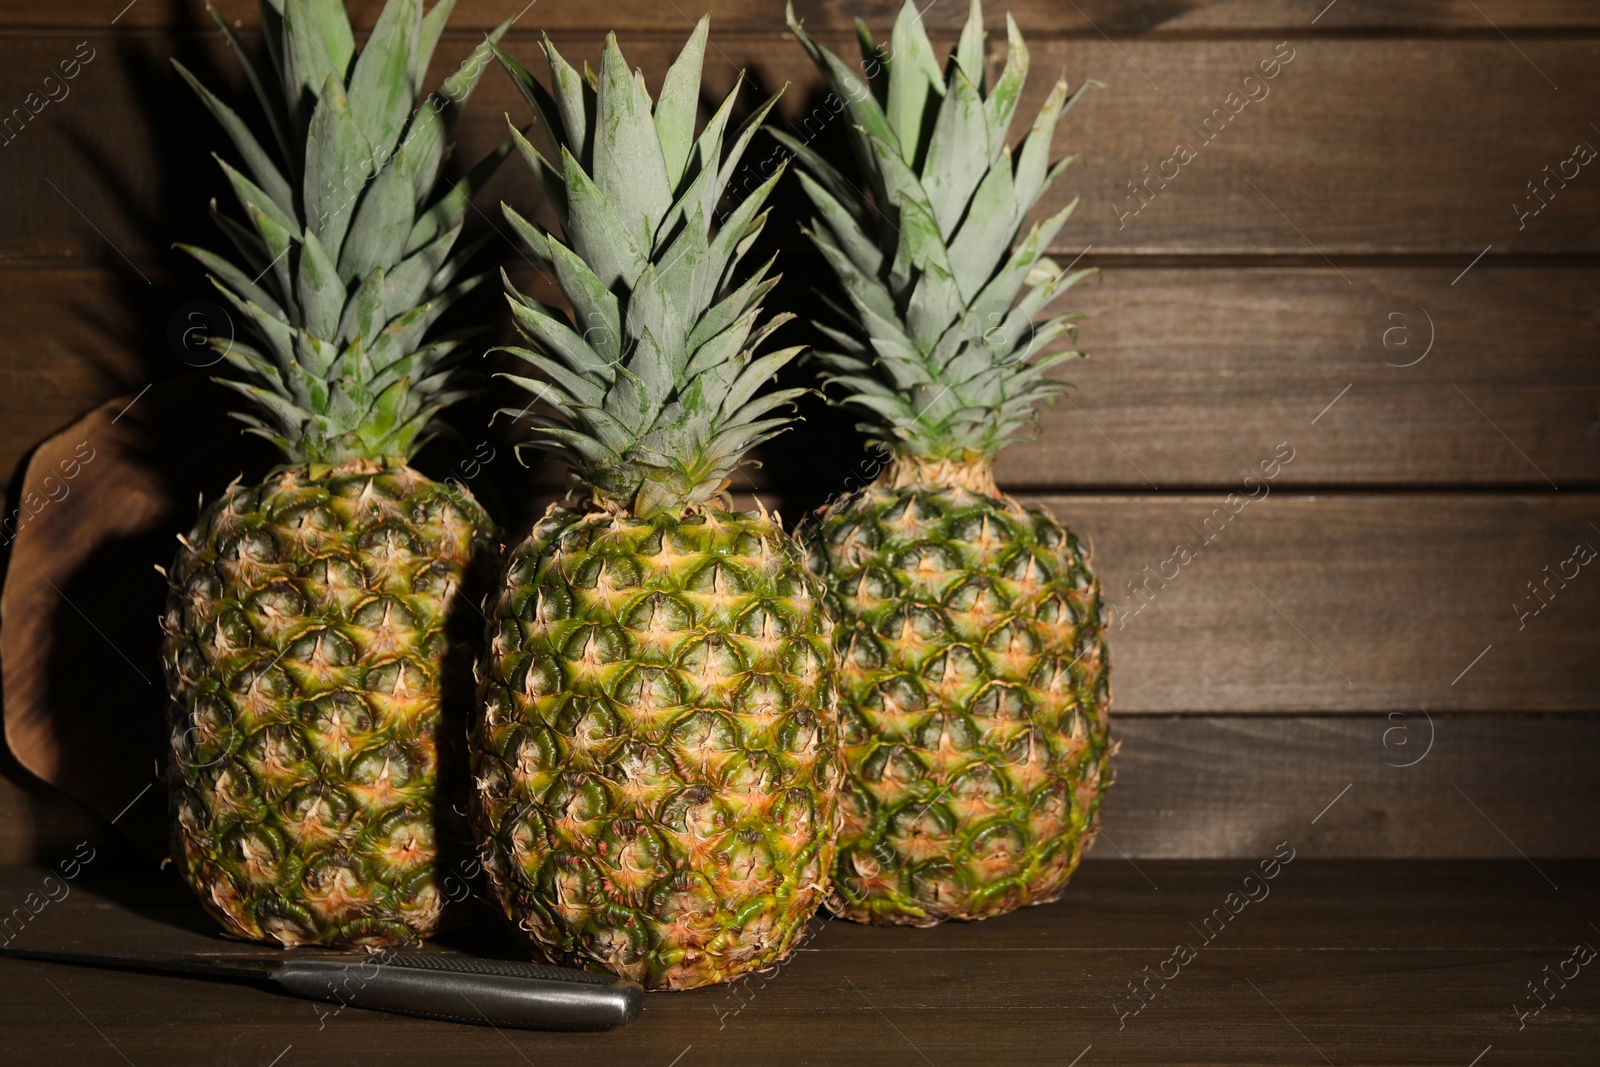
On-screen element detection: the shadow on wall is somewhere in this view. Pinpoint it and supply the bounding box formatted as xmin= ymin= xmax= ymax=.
xmin=0 ymin=9 xmax=516 ymax=861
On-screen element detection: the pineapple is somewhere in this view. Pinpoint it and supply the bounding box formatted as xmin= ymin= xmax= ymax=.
xmin=781 ymin=0 xmax=1112 ymax=926
xmin=471 ymin=20 xmax=840 ymax=990
xmin=161 ymin=0 xmax=506 ymax=948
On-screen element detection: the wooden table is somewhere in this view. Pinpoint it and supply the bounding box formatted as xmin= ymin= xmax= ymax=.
xmin=1 ymin=859 xmax=1595 ymax=1065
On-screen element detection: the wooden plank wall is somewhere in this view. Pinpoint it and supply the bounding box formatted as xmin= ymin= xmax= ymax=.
xmin=0 ymin=0 xmax=1596 ymax=862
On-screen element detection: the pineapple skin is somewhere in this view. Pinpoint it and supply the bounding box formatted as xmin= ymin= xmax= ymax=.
xmin=473 ymin=505 xmax=839 ymax=990
xmin=162 ymin=461 xmax=495 ymax=948
xmin=806 ymin=466 xmax=1111 ymax=926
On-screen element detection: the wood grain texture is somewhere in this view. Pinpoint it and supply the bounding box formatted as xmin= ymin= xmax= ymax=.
xmin=0 ymin=382 xmax=278 ymax=858
xmin=0 ymin=861 xmax=1595 ymax=1064
xmin=1104 ymin=715 xmax=1600 ymax=859
xmin=6 ymin=713 xmax=1596 ymax=864
xmin=7 ymin=0 xmax=1600 ymax=33
xmin=5 ymin=264 xmax=1595 ymax=498
xmin=0 ymin=772 xmax=114 ymax=866
xmin=3 ymin=34 xmax=1598 ymax=260
xmin=1052 ymin=493 xmax=1600 ymax=713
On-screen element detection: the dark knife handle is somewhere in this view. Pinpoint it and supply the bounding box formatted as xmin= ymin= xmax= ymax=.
xmin=272 ymin=952 xmax=642 ymax=1031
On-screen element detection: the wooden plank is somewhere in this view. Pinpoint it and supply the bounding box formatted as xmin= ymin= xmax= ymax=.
xmin=6 ymin=397 xmax=1598 ymax=855
xmin=3 ymin=35 xmax=1598 ymax=259
xmin=0 ymin=861 xmax=1595 ymax=1064
xmin=8 ymin=0 xmax=1600 ymax=34
xmin=1105 ymin=715 xmax=1600 ymax=859
xmin=6 ymin=264 xmax=1596 ymax=498
xmin=6 ymin=713 xmax=1596 ymax=864
xmin=778 ymin=263 xmax=1600 ymax=491
xmin=0 ymin=771 xmax=112 ymax=867
xmin=1043 ymin=493 xmax=1600 ymax=714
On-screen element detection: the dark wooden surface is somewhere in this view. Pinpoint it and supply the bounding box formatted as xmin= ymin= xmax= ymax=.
xmin=6 ymin=264 xmax=1597 ymax=495
xmin=7 ymin=33 xmax=1600 ymax=261
xmin=9 ymin=711 xmax=1600 ymax=866
xmin=0 ymin=0 xmax=1595 ymax=873
xmin=12 ymin=0 xmax=1600 ymax=33
xmin=1 ymin=860 xmax=1596 ymax=1065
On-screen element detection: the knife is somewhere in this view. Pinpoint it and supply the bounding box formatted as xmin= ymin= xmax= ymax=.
xmin=0 ymin=944 xmax=642 ymax=1030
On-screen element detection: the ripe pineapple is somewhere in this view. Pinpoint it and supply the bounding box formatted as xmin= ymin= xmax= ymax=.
xmin=781 ymin=0 xmax=1112 ymax=926
xmin=161 ymin=0 xmax=506 ymax=948
xmin=472 ymin=21 xmax=840 ymax=990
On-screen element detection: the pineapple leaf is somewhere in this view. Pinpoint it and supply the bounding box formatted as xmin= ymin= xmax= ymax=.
xmin=685 ymin=256 xmax=778 ymax=354
xmin=984 ymin=14 xmax=1029 ymax=154
xmin=655 ymin=81 xmax=737 ymax=245
xmin=340 ymin=149 xmax=415 ymax=283
xmin=406 ymin=135 xmax=512 ymax=253
xmin=179 ymin=242 xmax=282 ymax=322
xmin=505 ymin=287 xmax=615 ymax=383
xmin=216 ymin=337 xmax=285 ymax=390
xmin=594 ymin=33 xmax=673 ymax=253
xmin=765 ymin=127 xmax=867 ymax=227
xmin=545 ymin=234 xmax=623 ymax=363
xmin=300 ymin=0 xmax=357 ymax=81
xmin=954 ymin=0 xmax=987 ymax=93
xmin=303 ymin=74 xmax=374 ymax=258
xmin=173 ymin=64 xmax=294 ymax=220
xmin=541 ymin=36 xmax=594 ymax=169
xmin=655 ymin=15 xmax=710 ymax=189
xmin=885 ymin=0 xmax=946 ymax=165
xmin=413 ymin=0 xmax=456 ymax=95
xmin=216 ymin=378 xmax=307 ymax=437
xmin=385 ymin=221 xmax=463 ymax=319
xmin=719 ymin=346 xmax=805 ymax=421
xmin=855 ymin=17 xmax=889 ymax=106
xmin=505 ymin=123 xmax=568 ymax=232
xmin=716 ymin=87 xmax=786 ymax=195
xmin=946 ymin=146 xmax=1019 ymax=302
xmin=209 ymin=8 xmax=291 ymax=164
xmin=400 ymin=29 xmax=510 ymax=206
xmin=296 ymin=227 xmax=344 ymax=340
xmin=241 ymin=199 xmax=297 ymax=312
xmin=496 ymin=43 xmax=563 ymax=151
xmin=560 ymin=145 xmax=647 ymax=291
xmin=280 ymin=0 xmax=347 ymax=114
xmin=785 ymin=3 xmax=899 ymax=155
xmin=210 ymin=279 xmax=294 ymax=369
xmin=921 ymin=67 xmax=989 ymax=239
xmin=862 ymin=133 xmax=951 ymax=286
xmin=683 ymin=306 xmax=760 ymax=380
xmin=622 ymin=323 xmax=674 ymax=423
xmin=347 ymin=0 xmax=420 ymax=173
xmin=796 ymin=171 xmax=881 ymax=277
xmin=217 ymin=155 xmax=296 ymax=241
xmin=699 ymin=166 xmax=784 ymax=310
xmin=808 ymin=224 xmax=896 ymax=324
xmin=1014 ymin=77 xmax=1085 ymax=214
xmin=501 ymin=353 xmax=605 ymax=409
xmin=502 ymin=201 xmax=553 ymax=262
xmin=339 ymin=264 xmax=388 ymax=349
xmin=208 ymin=199 xmax=268 ymax=273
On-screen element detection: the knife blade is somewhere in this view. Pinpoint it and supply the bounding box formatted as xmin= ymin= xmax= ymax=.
xmin=0 ymin=944 xmax=642 ymax=1030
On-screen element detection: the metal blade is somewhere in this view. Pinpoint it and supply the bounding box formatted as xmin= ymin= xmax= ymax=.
xmin=0 ymin=943 xmax=279 ymax=982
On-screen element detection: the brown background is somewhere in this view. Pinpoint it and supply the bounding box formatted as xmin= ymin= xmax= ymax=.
xmin=1 ymin=0 xmax=1597 ymax=867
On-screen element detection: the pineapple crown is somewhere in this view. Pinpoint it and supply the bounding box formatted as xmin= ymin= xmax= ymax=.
xmin=779 ymin=0 xmax=1099 ymax=465
xmin=493 ymin=18 xmax=806 ymax=519
xmin=176 ymin=0 xmax=510 ymax=466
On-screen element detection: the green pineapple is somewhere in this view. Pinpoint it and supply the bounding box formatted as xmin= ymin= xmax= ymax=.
xmin=161 ymin=0 xmax=505 ymax=948
xmin=471 ymin=20 xmax=840 ymax=989
xmin=781 ymin=0 xmax=1112 ymax=926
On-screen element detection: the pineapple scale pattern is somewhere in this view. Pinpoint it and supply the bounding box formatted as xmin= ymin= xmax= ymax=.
xmin=164 ymin=464 xmax=493 ymax=947
xmin=475 ymin=507 xmax=839 ymax=989
xmin=809 ymin=480 xmax=1110 ymax=925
